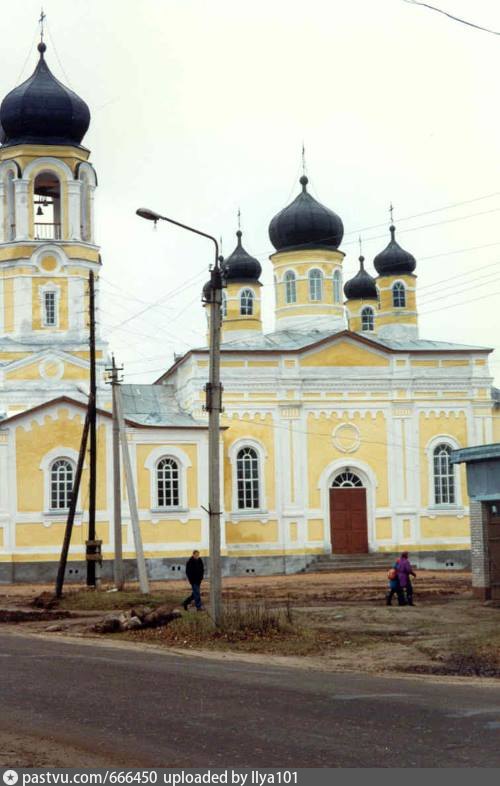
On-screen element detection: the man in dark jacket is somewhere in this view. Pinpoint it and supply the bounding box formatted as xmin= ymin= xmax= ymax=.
xmin=182 ymin=550 xmax=204 ymax=611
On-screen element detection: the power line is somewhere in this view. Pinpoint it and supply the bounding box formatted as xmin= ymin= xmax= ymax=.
xmin=402 ymin=0 xmax=500 ymax=36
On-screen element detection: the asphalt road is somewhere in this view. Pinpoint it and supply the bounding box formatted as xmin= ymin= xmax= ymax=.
xmin=1 ymin=631 xmax=500 ymax=767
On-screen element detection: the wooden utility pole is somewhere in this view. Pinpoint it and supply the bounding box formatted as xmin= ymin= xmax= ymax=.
xmin=106 ymin=355 xmax=124 ymax=590
xmin=86 ymin=271 xmax=99 ymax=586
xmin=115 ymin=384 xmax=149 ymax=594
xmin=206 ymin=259 xmax=223 ymax=625
xmin=55 ymin=410 xmax=90 ymax=598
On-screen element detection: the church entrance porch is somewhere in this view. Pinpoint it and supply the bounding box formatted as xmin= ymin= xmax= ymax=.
xmin=329 ymin=471 xmax=368 ymax=554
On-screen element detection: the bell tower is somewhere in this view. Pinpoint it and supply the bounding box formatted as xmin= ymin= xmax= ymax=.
xmin=0 ymin=40 xmax=106 ymax=416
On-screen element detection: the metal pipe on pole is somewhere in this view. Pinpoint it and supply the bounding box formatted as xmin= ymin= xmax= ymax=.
xmin=86 ymin=271 xmax=97 ymax=587
xmin=106 ymin=355 xmax=124 ymax=590
xmin=135 ymin=207 xmax=223 ymax=624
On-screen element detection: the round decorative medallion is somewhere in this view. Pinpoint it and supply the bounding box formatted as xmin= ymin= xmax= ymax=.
xmin=332 ymin=422 xmax=361 ymax=453
xmin=40 ymin=358 xmax=64 ymax=381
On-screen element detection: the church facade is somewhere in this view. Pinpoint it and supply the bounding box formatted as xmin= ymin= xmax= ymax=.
xmin=0 ymin=43 xmax=498 ymax=581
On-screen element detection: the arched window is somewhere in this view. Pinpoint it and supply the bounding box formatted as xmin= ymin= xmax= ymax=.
xmin=309 ymin=269 xmax=323 ymax=301
xmin=392 ymin=281 xmax=406 ymax=308
xmin=156 ymin=457 xmax=180 ymax=508
xmin=332 ymin=471 xmax=363 ymax=487
xmin=50 ymin=459 xmax=74 ymax=511
xmin=433 ymin=444 xmax=455 ymax=505
xmin=6 ymin=170 xmax=16 ymax=241
xmin=236 ymin=447 xmax=260 ymax=509
xmin=33 ymin=171 xmax=61 ymax=240
xmin=221 ymin=291 xmax=227 ymax=319
xmin=284 ymin=270 xmax=297 ymax=304
xmin=361 ymin=306 xmax=374 ymax=332
xmin=240 ymin=289 xmax=254 ymax=316
xmin=333 ymin=270 xmax=342 ymax=303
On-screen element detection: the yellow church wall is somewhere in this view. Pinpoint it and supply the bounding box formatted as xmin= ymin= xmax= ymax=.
xmin=136 ymin=443 xmax=198 ymax=510
xmin=0 ymin=245 xmax=100 ymax=264
xmin=376 ymin=312 xmax=418 ymax=326
xmin=376 ymin=518 xmax=392 ymax=540
xmin=222 ymin=414 xmax=276 ymax=512
xmin=301 ymin=341 xmax=390 ymax=368
xmin=418 ymin=413 xmax=468 ymax=507
xmin=139 ymin=519 xmax=201 ymax=544
xmin=420 ymin=517 xmax=470 ymax=539
xmin=32 ymin=277 xmax=69 ymax=331
xmin=15 ymin=410 xmax=107 ymax=513
xmin=493 ymin=415 xmax=500 ymax=442
xmin=4 ymin=277 xmax=14 ymax=332
xmin=307 ymin=519 xmax=324 ymax=541
xmin=226 ymin=520 xmax=278 ymax=544
xmin=306 ymin=412 xmax=389 ymax=508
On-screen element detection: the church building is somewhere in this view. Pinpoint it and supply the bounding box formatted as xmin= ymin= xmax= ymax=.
xmin=0 ymin=42 xmax=498 ymax=581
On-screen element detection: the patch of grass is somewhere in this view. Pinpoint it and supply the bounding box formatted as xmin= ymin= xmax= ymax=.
xmin=58 ymin=588 xmax=181 ymax=612
xmin=408 ymin=634 xmax=500 ymax=678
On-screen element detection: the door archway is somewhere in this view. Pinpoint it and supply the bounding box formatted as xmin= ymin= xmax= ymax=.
xmin=329 ymin=469 xmax=368 ymax=553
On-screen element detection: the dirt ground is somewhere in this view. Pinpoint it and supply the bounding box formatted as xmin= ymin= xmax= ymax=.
xmin=2 ymin=570 xmax=500 ymax=679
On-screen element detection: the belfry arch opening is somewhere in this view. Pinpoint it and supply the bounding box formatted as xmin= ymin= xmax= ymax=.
xmin=33 ymin=171 xmax=61 ymax=240
xmin=329 ymin=469 xmax=368 ymax=553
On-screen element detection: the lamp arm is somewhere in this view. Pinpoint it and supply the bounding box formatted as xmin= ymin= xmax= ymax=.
xmin=157 ymin=214 xmax=219 ymax=268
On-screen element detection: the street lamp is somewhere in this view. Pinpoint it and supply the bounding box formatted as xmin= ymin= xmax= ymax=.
xmin=136 ymin=207 xmax=223 ymax=625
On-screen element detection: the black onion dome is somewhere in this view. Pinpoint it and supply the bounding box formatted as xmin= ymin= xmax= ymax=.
xmin=0 ymin=42 xmax=90 ymax=147
xmin=373 ymin=225 xmax=416 ymax=276
xmin=344 ymin=256 xmax=378 ymax=300
xmin=223 ymin=230 xmax=262 ymax=281
xmin=269 ymin=175 xmax=344 ymax=253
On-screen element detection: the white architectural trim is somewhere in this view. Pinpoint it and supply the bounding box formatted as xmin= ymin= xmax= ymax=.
xmin=318 ymin=458 xmax=379 ymax=551
xmin=144 ymin=444 xmax=192 ymax=511
xmin=425 ymin=433 xmax=463 ymax=510
xmin=228 ymin=436 xmax=267 ymax=516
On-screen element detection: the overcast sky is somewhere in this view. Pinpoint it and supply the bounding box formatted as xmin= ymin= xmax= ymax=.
xmin=2 ymin=0 xmax=499 ymax=384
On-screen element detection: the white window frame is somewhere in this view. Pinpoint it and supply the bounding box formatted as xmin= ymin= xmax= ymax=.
xmin=228 ymin=438 xmax=267 ymax=516
xmin=144 ymin=445 xmax=191 ymax=513
xmin=40 ymin=447 xmax=81 ymax=515
xmin=426 ymin=435 xmax=462 ymax=509
xmin=392 ymin=280 xmax=406 ymax=308
xmin=308 ymin=269 xmax=323 ymax=302
xmin=284 ymin=270 xmax=297 ymax=304
xmin=333 ymin=270 xmax=342 ymax=303
xmin=240 ymin=288 xmax=254 ymax=316
xmin=155 ymin=456 xmax=180 ymax=509
xmin=39 ymin=283 xmax=61 ymax=328
xmin=361 ymin=306 xmax=375 ymax=332
xmin=49 ymin=457 xmax=75 ymax=512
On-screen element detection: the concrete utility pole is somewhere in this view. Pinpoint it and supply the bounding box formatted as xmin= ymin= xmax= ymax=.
xmin=135 ymin=207 xmax=223 ymax=625
xmin=115 ymin=383 xmax=149 ymax=594
xmin=106 ymin=355 xmax=124 ymax=590
xmin=205 ymin=257 xmax=223 ymax=625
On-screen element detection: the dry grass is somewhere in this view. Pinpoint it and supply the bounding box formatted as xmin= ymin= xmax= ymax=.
xmin=57 ymin=587 xmax=181 ymax=612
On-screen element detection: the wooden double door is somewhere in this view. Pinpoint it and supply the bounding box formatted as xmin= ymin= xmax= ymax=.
xmin=488 ymin=501 xmax=500 ymax=600
xmin=329 ymin=487 xmax=368 ymax=554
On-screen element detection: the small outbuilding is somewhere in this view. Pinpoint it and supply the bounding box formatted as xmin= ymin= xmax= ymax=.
xmin=451 ymin=444 xmax=500 ymax=600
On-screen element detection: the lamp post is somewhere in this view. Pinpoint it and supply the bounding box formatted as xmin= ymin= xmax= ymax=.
xmin=136 ymin=207 xmax=223 ymax=625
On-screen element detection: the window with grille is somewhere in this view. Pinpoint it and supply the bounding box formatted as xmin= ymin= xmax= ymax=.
xmin=361 ymin=307 xmax=374 ymax=331
xmin=50 ymin=459 xmax=74 ymax=510
xmin=240 ymin=289 xmax=254 ymax=316
xmin=392 ymin=281 xmax=406 ymax=308
xmin=433 ymin=444 xmax=455 ymax=504
xmin=156 ymin=457 xmax=180 ymax=508
xmin=332 ymin=471 xmax=363 ymax=487
xmin=284 ymin=271 xmax=297 ymax=304
xmin=236 ymin=447 xmax=260 ymax=509
xmin=44 ymin=291 xmax=57 ymax=326
xmin=333 ymin=270 xmax=342 ymax=303
xmin=308 ymin=269 xmax=323 ymax=301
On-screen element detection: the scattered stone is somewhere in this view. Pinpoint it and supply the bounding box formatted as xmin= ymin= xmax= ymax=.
xmin=91 ymin=605 xmax=181 ymax=634
xmin=142 ymin=605 xmax=182 ymax=629
xmin=45 ymin=623 xmax=67 ymax=632
xmin=124 ymin=616 xmax=142 ymax=631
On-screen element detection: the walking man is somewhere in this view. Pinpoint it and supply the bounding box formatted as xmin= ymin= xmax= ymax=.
xmin=182 ymin=549 xmax=204 ymax=611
